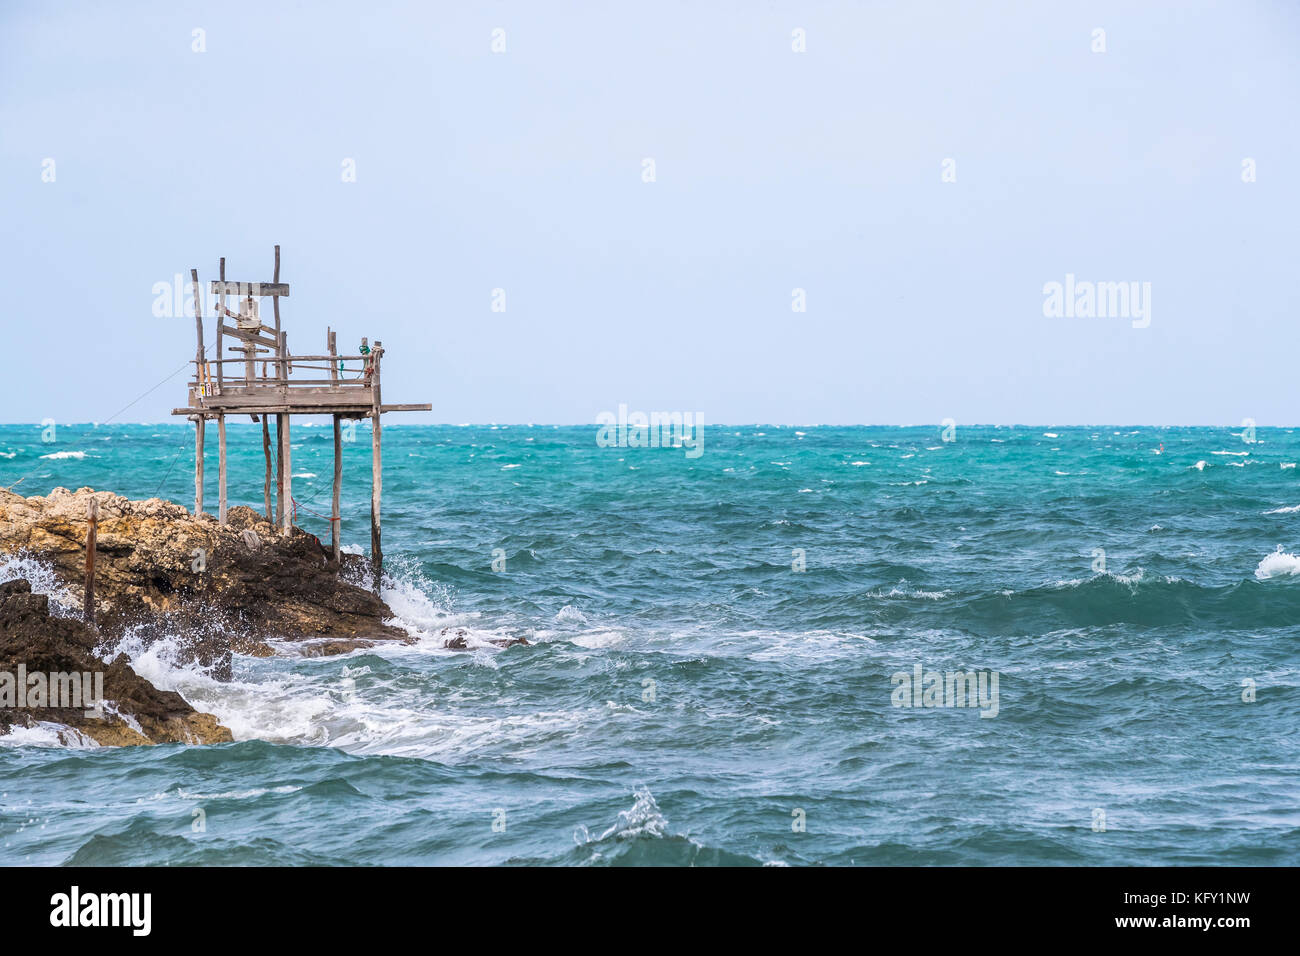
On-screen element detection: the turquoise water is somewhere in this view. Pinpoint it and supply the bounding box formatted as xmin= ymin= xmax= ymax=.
xmin=1 ymin=422 xmax=1298 ymax=865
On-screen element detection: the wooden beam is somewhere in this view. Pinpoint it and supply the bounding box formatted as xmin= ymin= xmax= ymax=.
xmin=209 ymin=281 xmax=290 ymax=297
xmin=216 ymin=258 xmax=225 ymax=393
xmin=194 ymin=416 xmax=205 ymax=515
xmin=174 ymin=404 xmax=378 ymax=416
xmin=190 ymin=268 xmax=204 ymax=383
xmin=272 ymin=245 xmax=283 ymax=381
xmin=370 ymin=344 xmax=383 ymax=589
xmin=262 ymin=415 xmax=273 ymax=522
xmin=183 ymin=388 xmax=375 ymax=408
xmin=220 ymin=324 xmax=280 ymax=349
xmin=332 ymin=413 xmax=342 ymax=562
xmin=217 ymin=414 xmax=228 ymax=526
xmin=280 ymin=414 xmax=292 ymax=536
xmin=275 ymin=413 xmax=285 ymax=526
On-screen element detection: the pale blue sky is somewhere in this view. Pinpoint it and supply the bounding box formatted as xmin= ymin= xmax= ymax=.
xmin=2 ymin=0 xmax=1297 ymax=425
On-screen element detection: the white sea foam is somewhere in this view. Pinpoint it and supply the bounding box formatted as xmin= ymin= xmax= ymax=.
xmin=0 ymin=553 xmax=75 ymax=610
xmin=569 ymin=630 xmax=624 ymax=648
xmin=158 ymin=785 xmax=303 ymax=800
xmin=574 ymin=786 xmax=668 ymax=845
xmin=0 ymin=722 xmax=100 ymax=748
xmin=38 ymin=451 xmax=86 ymax=460
xmin=1255 ymin=548 xmax=1300 ymax=580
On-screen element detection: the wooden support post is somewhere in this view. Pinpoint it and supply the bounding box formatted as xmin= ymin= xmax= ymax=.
xmin=370 ymin=344 xmax=383 ymax=588
xmin=275 ymin=414 xmax=285 ymax=525
xmin=194 ymin=415 xmax=205 ymax=515
xmin=328 ymin=328 xmax=338 ymax=385
xmin=83 ymin=498 xmax=98 ymax=628
xmin=281 ymin=414 xmax=293 ymax=536
xmin=262 ymin=416 xmax=273 ymax=522
xmin=190 ymin=268 xmax=205 ymax=386
xmin=332 ymin=414 xmax=342 ymax=562
xmin=272 ymin=244 xmax=282 ymax=347
xmin=216 ymin=257 xmax=225 ymax=393
xmin=217 ymin=413 xmax=228 ymax=526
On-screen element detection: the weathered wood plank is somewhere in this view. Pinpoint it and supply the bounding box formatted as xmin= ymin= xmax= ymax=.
xmin=217 ymin=414 xmax=228 ymax=526
xmin=173 ymin=403 xmax=377 ymax=416
xmin=219 ymin=324 xmax=280 ymax=349
xmin=188 ymin=389 xmax=376 ymax=408
xmin=370 ymin=345 xmax=383 ymax=589
xmin=272 ymin=246 xmax=283 ymax=357
xmin=281 ymin=414 xmax=292 ymax=536
xmin=262 ymin=415 xmax=273 ymax=522
xmin=275 ymin=413 xmax=285 ymax=527
xmin=191 ymin=268 xmax=205 ymax=378
xmin=194 ymin=416 xmax=205 ymax=515
xmin=209 ymin=281 xmax=290 ymax=297
xmin=216 ymin=258 xmax=225 ymax=393
xmin=332 ymin=414 xmax=342 ymax=562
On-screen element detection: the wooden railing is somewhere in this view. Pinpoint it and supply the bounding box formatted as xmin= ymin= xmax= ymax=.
xmin=191 ymin=353 xmax=377 ymax=394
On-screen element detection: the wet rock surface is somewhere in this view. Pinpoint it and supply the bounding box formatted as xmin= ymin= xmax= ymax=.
xmin=0 ymin=487 xmax=410 ymax=648
xmin=0 ymin=486 xmax=420 ymax=745
xmin=0 ymin=578 xmax=232 ymax=746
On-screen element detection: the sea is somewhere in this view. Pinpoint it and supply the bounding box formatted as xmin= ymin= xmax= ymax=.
xmin=1 ymin=423 xmax=1297 ymax=865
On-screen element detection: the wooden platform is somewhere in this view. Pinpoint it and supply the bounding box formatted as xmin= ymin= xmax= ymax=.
xmin=172 ymin=246 xmax=430 ymax=588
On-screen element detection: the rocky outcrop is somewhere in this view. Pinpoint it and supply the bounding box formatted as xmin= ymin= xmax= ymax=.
xmin=0 ymin=487 xmax=409 ymax=653
xmin=0 ymin=578 xmax=232 ymax=746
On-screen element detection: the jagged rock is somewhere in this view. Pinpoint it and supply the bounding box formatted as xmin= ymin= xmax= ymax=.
xmin=0 ymin=488 xmax=410 ymax=651
xmin=0 ymin=578 xmax=232 ymax=746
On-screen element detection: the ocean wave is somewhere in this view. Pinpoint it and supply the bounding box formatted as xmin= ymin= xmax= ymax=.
xmin=1255 ymin=548 xmax=1300 ymax=580
xmin=574 ymin=786 xmax=667 ymax=844
xmin=568 ymin=787 xmax=764 ymax=865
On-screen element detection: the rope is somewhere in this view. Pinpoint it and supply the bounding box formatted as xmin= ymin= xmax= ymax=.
xmin=3 ymin=345 xmax=213 ymax=494
xmin=152 ymin=433 xmax=191 ymax=497
xmin=293 ymin=497 xmax=339 ymax=522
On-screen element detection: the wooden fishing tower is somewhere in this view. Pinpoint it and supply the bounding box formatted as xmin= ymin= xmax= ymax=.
xmin=172 ymin=246 xmax=430 ymax=581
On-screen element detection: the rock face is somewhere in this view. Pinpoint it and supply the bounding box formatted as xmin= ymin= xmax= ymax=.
xmin=0 ymin=578 xmax=232 ymax=746
xmin=0 ymin=487 xmax=409 ymax=651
